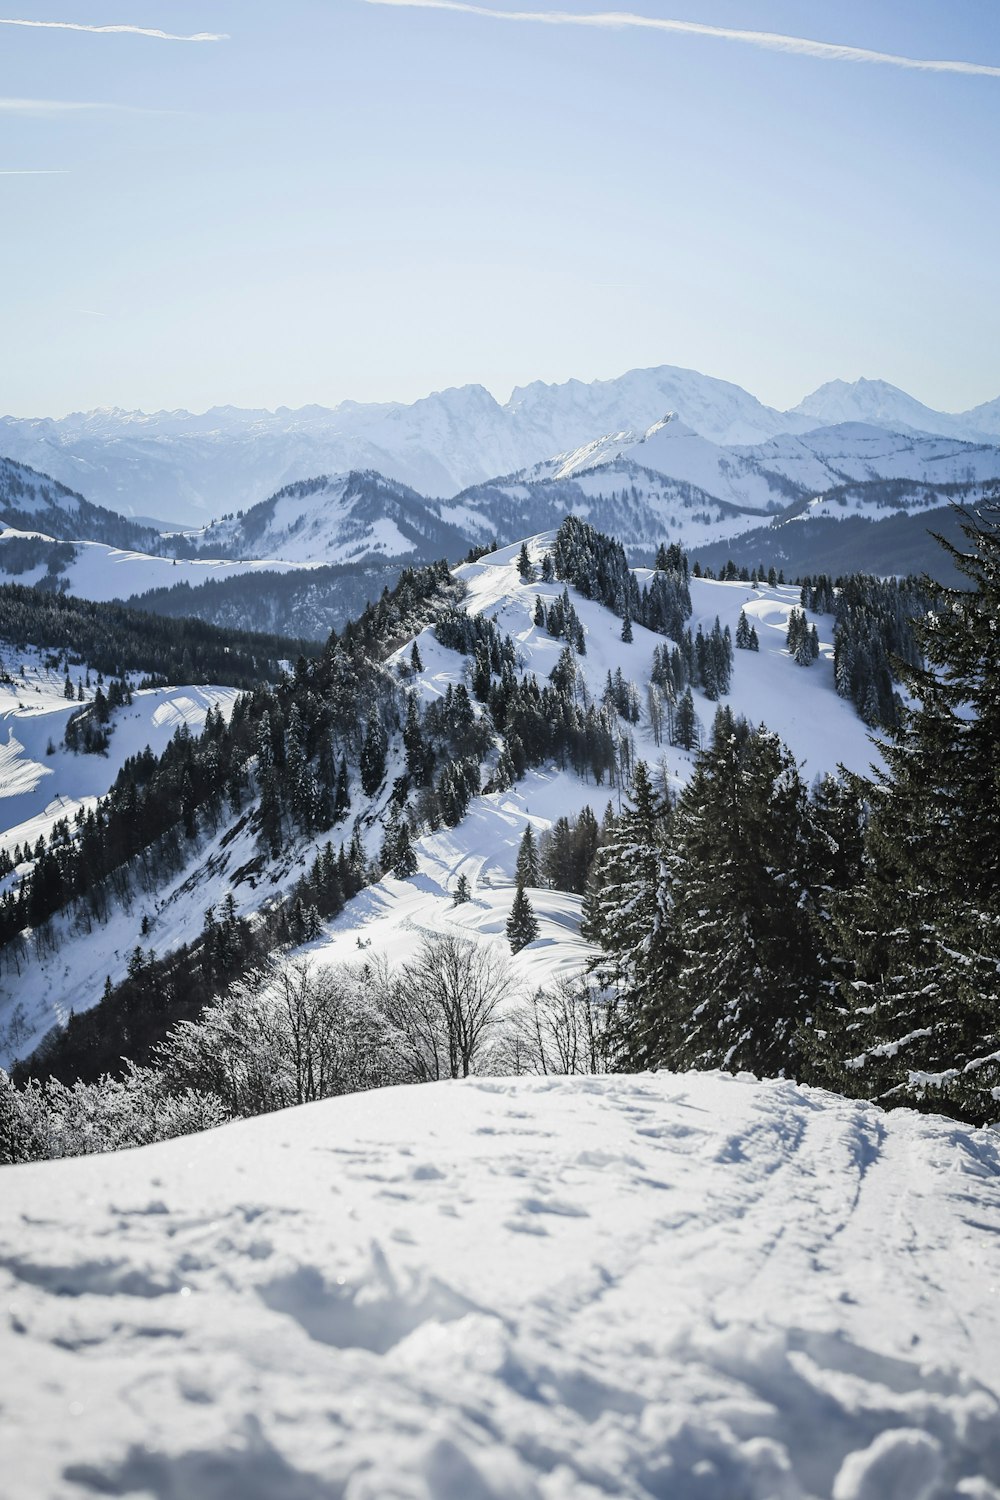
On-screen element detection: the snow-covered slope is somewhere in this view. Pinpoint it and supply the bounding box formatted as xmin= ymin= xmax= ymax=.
xmin=195 ymin=470 xmax=471 ymax=566
xmin=791 ymin=378 xmax=997 ymax=444
xmin=0 ymin=644 xmax=242 ymax=863
xmin=2 ymin=1070 xmax=999 ymax=1498
xmin=0 ymin=526 xmax=321 ymax=602
xmin=735 ymin=423 xmax=1000 ymax=495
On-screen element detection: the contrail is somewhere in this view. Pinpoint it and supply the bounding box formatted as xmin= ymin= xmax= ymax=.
xmin=0 ymin=168 xmax=70 ymax=173
xmin=0 ymin=98 xmax=146 ymax=113
xmin=365 ymin=0 xmax=1000 ymax=79
xmin=0 ymin=17 xmax=226 ymax=42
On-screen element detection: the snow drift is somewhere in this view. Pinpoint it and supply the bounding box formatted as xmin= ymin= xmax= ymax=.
xmin=1 ymin=1071 xmax=998 ymax=1498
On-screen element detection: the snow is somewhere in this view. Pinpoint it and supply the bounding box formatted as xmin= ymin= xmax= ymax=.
xmin=2 ymin=1070 xmax=998 ymax=1498
xmin=0 ymin=645 xmax=242 ymax=861
xmin=0 ymin=529 xmax=317 ymax=602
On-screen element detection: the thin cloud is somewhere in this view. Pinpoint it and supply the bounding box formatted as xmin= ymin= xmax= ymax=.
xmin=0 ymin=18 xmax=226 ymax=42
xmin=0 ymin=98 xmax=151 ymax=114
xmin=0 ymin=168 xmax=69 ymax=174
xmin=365 ymin=0 xmax=1000 ymax=79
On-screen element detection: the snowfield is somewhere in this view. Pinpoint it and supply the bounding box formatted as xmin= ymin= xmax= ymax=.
xmin=1 ymin=1071 xmax=999 ymax=1499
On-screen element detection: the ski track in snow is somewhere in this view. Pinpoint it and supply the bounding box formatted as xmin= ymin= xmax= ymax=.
xmin=1 ymin=1072 xmax=999 ymax=1499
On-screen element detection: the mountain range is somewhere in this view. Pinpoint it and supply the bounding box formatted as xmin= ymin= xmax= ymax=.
xmin=2 ymin=365 xmax=998 ymax=523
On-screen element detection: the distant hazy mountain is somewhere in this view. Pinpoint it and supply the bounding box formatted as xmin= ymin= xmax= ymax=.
xmin=790 ymin=378 xmax=998 ymax=443
xmin=8 ymin=361 xmax=994 ymax=525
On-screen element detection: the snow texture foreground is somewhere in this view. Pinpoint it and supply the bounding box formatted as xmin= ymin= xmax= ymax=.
xmin=2 ymin=1073 xmax=999 ymax=1499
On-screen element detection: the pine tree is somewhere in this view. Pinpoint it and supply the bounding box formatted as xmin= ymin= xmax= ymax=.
xmin=621 ymin=610 xmax=633 ymax=644
xmin=662 ymin=714 xmax=825 ymax=1076
xmin=735 ymin=610 xmax=753 ymax=649
xmin=393 ymin=823 xmax=418 ymax=879
xmin=517 ymin=542 xmax=534 ymax=583
xmin=410 ymin=640 xmax=423 ymax=674
xmin=360 ymin=714 xmax=387 ymax=797
xmin=507 ymin=886 xmax=539 ymax=952
xmin=452 ymin=872 xmax=472 ymax=905
xmin=583 ymin=762 xmax=674 ymax=1063
xmin=814 ymin=506 xmax=1000 ymax=1122
xmin=515 ymin=824 xmax=541 ymax=887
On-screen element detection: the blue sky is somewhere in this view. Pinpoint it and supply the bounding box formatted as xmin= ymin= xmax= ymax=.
xmin=2 ymin=0 xmax=999 ymax=417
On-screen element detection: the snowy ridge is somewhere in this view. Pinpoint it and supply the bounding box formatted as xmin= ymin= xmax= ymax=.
xmin=2 ymin=1071 xmax=999 ymax=1497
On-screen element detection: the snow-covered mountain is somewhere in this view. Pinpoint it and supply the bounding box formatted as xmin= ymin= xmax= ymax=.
xmin=195 ymin=470 xmax=472 ymax=566
xmin=4 ymin=1069 xmax=998 ymax=1499
xmin=506 ymin=362 xmax=816 ymax=451
xmin=444 ymin=464 xmax=773 ymax=554
xmin=791 ymin=378 xmax=999 ymax=443
xmin=535 ymin=413 xmax=803 ymax=512
xmin=734 ymin=422 xmax=1000 ymax=494
xmin=8 ymin=362 xmax=994 ymax=525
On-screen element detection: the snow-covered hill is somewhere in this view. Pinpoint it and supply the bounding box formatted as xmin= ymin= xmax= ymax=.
xmin=444 ymin=465 xmax=773 ymax=555
xmin=2 ymin=1070 xmax=998 ymax=1498
xmin=0 ymin=526 xmax=315 ymax=602
xmin=7 ymin=362 xmax=995 ymax=526
xmin=194 ymin=470 xmax=471 ymax=566
xmin=0 ymin=644 xmax=242 ymax=865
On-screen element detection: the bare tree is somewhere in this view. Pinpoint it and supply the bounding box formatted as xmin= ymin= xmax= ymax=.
xmin=379 ymin=933 xmax=518 ymax=1080
xmin=158 ymin=956 xmax=403 ymax=1116
xmin=502 ymin=978 xmax=620 ymax=1076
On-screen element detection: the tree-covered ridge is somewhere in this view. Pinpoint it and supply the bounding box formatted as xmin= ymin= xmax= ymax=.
xmin=0 ymin=583 xmax=321 ymax=687
xmin=125 ymin=558 xmax=411 ymax=641
xmin=0 ymin=454 xmax=157 ymax=553
xmin=0 ymin=560 xmax=461 ymax=963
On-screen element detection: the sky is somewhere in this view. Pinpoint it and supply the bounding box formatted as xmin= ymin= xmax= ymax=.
xmin=2 ymin=0 xmax=999 ymax=418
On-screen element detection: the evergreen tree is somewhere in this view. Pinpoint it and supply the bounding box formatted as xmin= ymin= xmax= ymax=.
xmin=507 ymin=886 xmax=539 ymax=952
xmin=360 ymin=714 xmax=388 ymax=797
xmin=392 ymin=822 xmax=418 ymax=879
xmin=452 ymin=872 xmax=472 ymax=905
xmin=814 ymin=506 xmax=1000 ymax=1122
xmin=516 ymin=542 xmax=534 ymax=583
xmin=515 ymin=824 xmax=541 ymax=887
xmin=410 ymin=640 xmax=423 ymax=674
xmin=661 ymin=714 xmax=825 ymax=1077
xmin=583 ymin=762 xmax=674 ymax=1062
